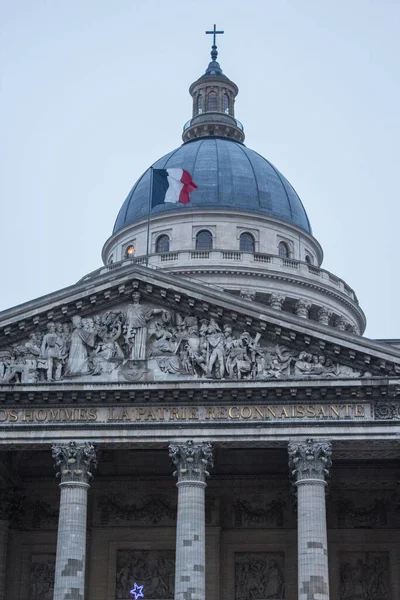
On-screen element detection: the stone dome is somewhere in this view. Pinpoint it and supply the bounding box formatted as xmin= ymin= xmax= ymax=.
xmin=113 ymin=138 xmax=312 ymax=234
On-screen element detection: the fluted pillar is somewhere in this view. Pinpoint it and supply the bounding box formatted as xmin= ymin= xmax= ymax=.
xmin=288 ymin=439 xmax=332 ymax=600
xmin=169 ymin=440 xmax=213 ymax=600
xmin=52 ymin=441 xmax=97 ymax=600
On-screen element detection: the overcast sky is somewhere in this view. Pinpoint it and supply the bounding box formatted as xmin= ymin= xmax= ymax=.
xmin=1 ymin=0 xmax=398 ymax=339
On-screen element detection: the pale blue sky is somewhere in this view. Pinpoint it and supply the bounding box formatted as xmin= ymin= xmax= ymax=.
xmin=1 ymin=0 xmax=399 ymax=339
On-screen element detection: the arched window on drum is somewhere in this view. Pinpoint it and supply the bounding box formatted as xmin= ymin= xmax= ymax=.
xmin=196 ymin=230 xmax=213 ymax=250
xmin=239 ymin=232 xmax=255 ymax=252
xmin=197 ymin=94 xmax=203 ymax=114
xmin=207 ymin=91 xmax=217 ymax=111
xmin=156 ymin=234 xmax=170 ymax=253
xmin=278 ymin=241 xmax=290 ymax=258
xmin=223 ymin=93 xmax=230 ymax=114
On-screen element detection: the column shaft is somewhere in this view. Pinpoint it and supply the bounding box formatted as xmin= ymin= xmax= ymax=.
xmin=0 ymin=520 xmax=8 ymax=600
xmin=174 ymin=481 xmax=207 ymax=600
xmin=52 ymin=441 xmax=97 ymax=600
xmin=297 ymin=480 xmax=329 ymax=600
xmin=54 ymin=483 xmax=89 ymax=600
xmin=288 ymin=438 xmax=332 ymax=600
xmin=169 ymin=440 xmax=213 ymax=600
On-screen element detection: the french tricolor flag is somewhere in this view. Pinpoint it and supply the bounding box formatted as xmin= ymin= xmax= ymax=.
xmin=151 ymin=168 xmax=198 ymax=207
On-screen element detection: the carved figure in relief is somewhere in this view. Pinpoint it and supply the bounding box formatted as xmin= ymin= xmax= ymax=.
xmin=205 ymin=318 xmax=225 ymax=378
xmin=29 ymin=557 xmax=55 ymax=600
xmin=225 ymin=334 xmax=252 ymax=379
xmin=149 ymin=321 xmax=178 ymax=356
xmin=64 ymin=315 xmax=97 ymax=376
xmin=40 ymin=322 xmax=63 ymax=381
xmin=125 ymin=292 xmax=167 ymax=360
xmin=116 ymin=550 xmax=174 ymax=599
xmin=339 ymin=553 xmax=389 ymax=600
xmin=92 ymin=322 xmax=124 ymax=374
xmin=235 ymin=553 xmax=285 ymax=600
xmin=0 ymin=299 xmax=372 ymax=384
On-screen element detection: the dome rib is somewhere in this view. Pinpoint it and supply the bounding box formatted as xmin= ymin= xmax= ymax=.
xmin=236 ymin=142 xmax=261 ymax=206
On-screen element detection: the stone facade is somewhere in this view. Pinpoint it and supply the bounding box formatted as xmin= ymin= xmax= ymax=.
xmin=1 ymin=33 xmax=400 ymax=600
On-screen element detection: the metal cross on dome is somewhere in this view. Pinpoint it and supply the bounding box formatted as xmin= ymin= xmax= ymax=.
xmin=130 ymin=583 xmax=144 ymax=600
xmin=205 ymin=24 xmax=224 ymax=47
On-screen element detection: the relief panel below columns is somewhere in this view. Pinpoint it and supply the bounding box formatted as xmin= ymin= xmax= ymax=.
xmin=116 ymin=550 xmax=175 ymax=600
xmin=235 ymin=552 xmax=285 ymax=600
xmin=28 ymin=553 xmax=55 ymax=600
xmin=338 ymin=552 xmax=390 ymax=600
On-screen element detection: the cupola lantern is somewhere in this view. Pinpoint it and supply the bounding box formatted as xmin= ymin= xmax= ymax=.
xmin=182 ymin=25 xmax=245 ymax=143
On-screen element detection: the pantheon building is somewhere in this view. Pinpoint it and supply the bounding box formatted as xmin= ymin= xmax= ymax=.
xmin=0 ymin=32 xmax=399 ymax=600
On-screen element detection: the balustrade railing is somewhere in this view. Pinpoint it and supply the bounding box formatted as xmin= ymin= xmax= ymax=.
xmin=81 ymin=249 xmax=357 ymax=301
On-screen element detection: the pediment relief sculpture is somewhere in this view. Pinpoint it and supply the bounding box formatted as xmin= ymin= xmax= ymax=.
xmin=0 ymin=293 xmax=372 ymax=384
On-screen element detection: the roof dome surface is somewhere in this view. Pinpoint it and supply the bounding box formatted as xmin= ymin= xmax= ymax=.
xmin=113 ymin=138 xmax=312 ymax=234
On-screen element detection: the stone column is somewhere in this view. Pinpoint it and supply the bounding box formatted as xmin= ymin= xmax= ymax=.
xmin=288 ymin=439 xmax=332 ymax=600
xmin=52 ymin=441 xmax=97 ymax=600
xmin=169 ymin=440 xmax=213 ymax=600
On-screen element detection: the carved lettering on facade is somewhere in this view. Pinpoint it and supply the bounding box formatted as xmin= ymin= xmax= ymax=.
xmin=116 ymin=550 xmax=175 ymax=600
xmin=0 ymin=298 xmax=370 ymax=383
xmin=235 ymin=552 xmax=285 ymax=600
xmin=0 ymin=404 xmax=373 ymax=425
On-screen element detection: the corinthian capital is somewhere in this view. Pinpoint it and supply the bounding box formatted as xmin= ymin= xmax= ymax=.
xmin=270 ymin=293 xmax=285 ymax=311
xmin=52 ymin=441 xmax=97 ymax=485
xmin=295 ymin=299 xmax=312 ymax=319
xmin=169 ymin=440 xmax=213 ymax=483
xmin=288 ymin=439 xmax=332 ymax=484
xmin=317 ymin=306 xmax=332 ymax=326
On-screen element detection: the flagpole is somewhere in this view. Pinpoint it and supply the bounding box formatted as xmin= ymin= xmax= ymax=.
xmin=146 ymin=167 xmax=153 ymax=267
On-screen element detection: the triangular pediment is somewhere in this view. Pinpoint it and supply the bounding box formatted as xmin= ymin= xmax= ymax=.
xmin=0 ymin=265 xmax=399 ymax=386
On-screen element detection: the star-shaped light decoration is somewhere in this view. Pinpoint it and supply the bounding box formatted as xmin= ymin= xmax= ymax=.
xmin=130 ymin=583 xmax=144 ymax=600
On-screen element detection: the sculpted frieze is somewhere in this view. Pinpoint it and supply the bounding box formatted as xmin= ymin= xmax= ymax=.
xmin=232 ymin=498 xmax=286 ymax=527
xmin=98 ymin=493 xmax=176 ymax=526
xmin=335 ymin=495 xmax=388 ymax=528
xmin=339 ymin=552 xmax=390 ymax=600
xmin=29 ymin=554 xmax=55 ymax=600
xmin=24 ymin=499 xmax=59 ymax=530
xmin=116 ymin=549 xmax=175 ymax=600
xmin=0 ymin=294 xmax=370 ymax=383
xmin=235 ymin=552 xmax=285 ymax=600
xmin=96 ymin=491 xmax=216 ymax=526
